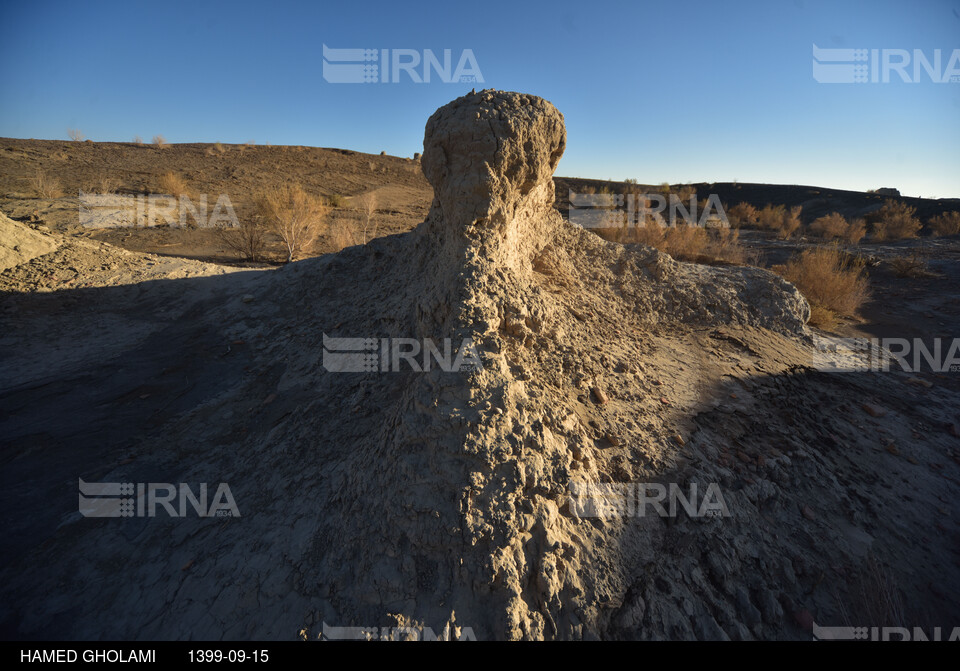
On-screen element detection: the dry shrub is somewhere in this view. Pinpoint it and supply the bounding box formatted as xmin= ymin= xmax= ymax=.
xmin=598 ymin=222 xmax=751 ymax=265
xmin=216 ymin=218 xmax=267 ymax=262
xmin=67 ymin=128 xmax=84 ymax=142
xmin=929 ymin=211 xmax=960 ymax=237
xmin=780 ymin=205 xmax=802 ymax=239
xmin=810 ymin=212 xmax=848 ymax=239
xmin=872 ymin=199 xmax=921 ymax=240
xmin=845 ymin=218 xmax=867 ymax=244
xmin=663 ymin=224 xmax=708 ymax=260
xmin=255 ymin=184 xmax=329 ymax=262
xmin=90 ymin=174 xmax=118 ymax=194
xmin=888 ymin=252 xmax=935 ymax=278
xmin=132 ymin=135 xmax=143 ymax=145
xmin=775 ymin=245 xmax=870 ymax=325
xmin=727 ymin=202 xmax=758 ymax=229
xmin=152 ymin=135 xmax=167 ymax=149
xmin=157 ymin=171 xmax=188 ymax=196
xmin=327 ymin=220 xmax=359 ymax=252
xmin=757 ymin=204 xmax=785 ymax=231
xmin=810 ymin=212 xmax=866 ymax=244
xmin=806 ymin=304 xmax=838 ymax=328
xmin=756 ymin=204 xmax=802 ymax=238
xmin=31 ymin=170 xmax=63 ymax=198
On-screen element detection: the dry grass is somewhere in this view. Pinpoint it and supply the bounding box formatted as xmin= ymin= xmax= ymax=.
xmin=67 ymin=128 xmax=84 ymax=142
xmin=773 ymin=245 xmax=870 ymax=326
xmin=872 ymin=199 xmax=921 ymax=240
xmin=327 ymin=219 xmax=359 ymax=252
xmin=132 ymin=135 xmax=143 ymax=145
xmin=255 ymin=184 xmax=329 ymax=262
xmin=31 ymin=169 xmax=63 ymax=198
xmin=157 ymin=171 xmax=188 ymax=196
xmin=152 ymin=135 xmax=167 ymax=149
xmin=929 ymin=211 xmax=960 ymax=237
xmin=89 ymin=174 xmax=119 ymax=195
xmin=836 ymin=553 xmax=906 ymax=630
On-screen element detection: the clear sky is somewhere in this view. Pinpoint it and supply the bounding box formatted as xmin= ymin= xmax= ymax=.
xmin=1 ymin=0 xmax=958 ymax=197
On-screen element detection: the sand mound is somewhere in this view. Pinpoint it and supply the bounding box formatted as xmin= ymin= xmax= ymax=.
xmin=2 ymin=91 xmax=958 ymax=641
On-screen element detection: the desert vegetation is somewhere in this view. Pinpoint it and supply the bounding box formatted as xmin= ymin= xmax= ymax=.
xmin=727 ymin=202 xmax=758 ymax=228
xmin=30 ymin=169 xmax=63 ymax=198
xmin=156 ymin=171 xmax=188 ymax=196
xmin=888 ymin=252 xmax=936 ymax=278
xmin=773 ymin=245 xmax=870 ymax=327
xmin=354 ymin=191 xmax=379 ymax=244
xmin=254 ymin=183 xmax=329 ymax=262
xmin=596 ymin=221 xmax=751 ymax=266
xmin=809 ymin=212 xmax=867 ymax=244
xmin=871 ymin=199 xmax=922 ymax=240
xmin=87 ymin=173 xmax=118 ymax=195
xmin=929 ymin=211 xmax=960 ymax=237
xmin=754 ymin=204 xmax=802 ymax=238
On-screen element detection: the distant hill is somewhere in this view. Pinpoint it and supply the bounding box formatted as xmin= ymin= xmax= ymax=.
xmin=554 ymin=177 xmax=960 ymax=226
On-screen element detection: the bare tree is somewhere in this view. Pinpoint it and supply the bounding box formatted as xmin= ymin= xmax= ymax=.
xmin=215 ymin=217 xmax=267 ymax=262
xmin=256 ymin=184 xmax=329 ymax=262
xmin=356 ymin=191 xmax=379 ymax=244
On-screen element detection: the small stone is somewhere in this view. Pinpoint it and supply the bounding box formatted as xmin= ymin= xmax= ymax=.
xmin=242 ymin=294 xmax=254 ymax=303
xmin=673 ymin=434 xmax=685 ymax=446
xmin=592 ymin=386 xmax=609 ymax=405
xmin=801 ymin=505 xmax=815 ymax=520
xmin=861 ymin=402 xmax=886 ymax=417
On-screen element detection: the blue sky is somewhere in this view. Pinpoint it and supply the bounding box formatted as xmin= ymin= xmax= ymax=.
xmin=1 ymin=0 xmax=958 ymax=197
